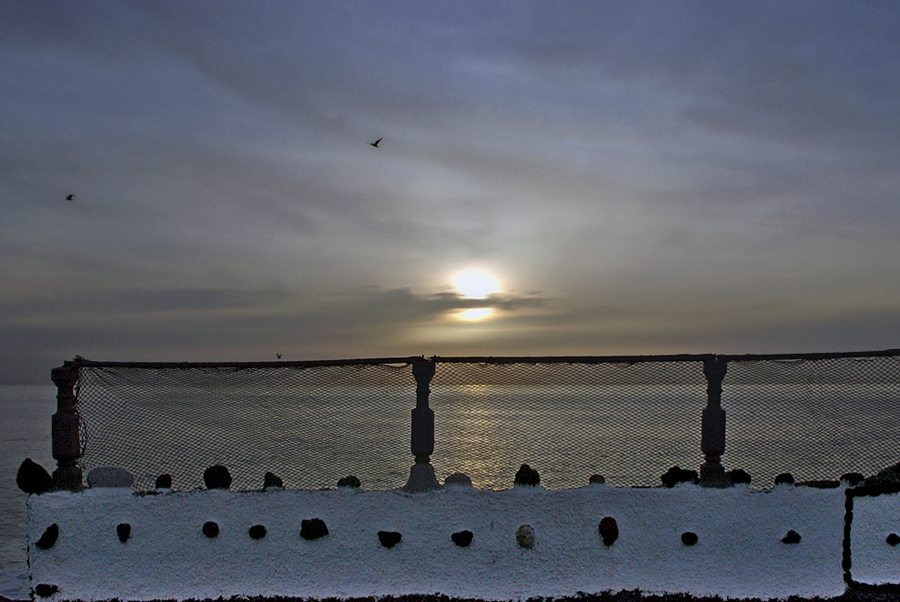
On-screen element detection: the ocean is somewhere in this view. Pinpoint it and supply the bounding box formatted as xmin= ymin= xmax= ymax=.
xmin=1 ymin=385 xmax=56 ymax=600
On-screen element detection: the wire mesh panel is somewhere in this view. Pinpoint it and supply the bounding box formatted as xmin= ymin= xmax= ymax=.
xmin=429 ymin=359 xmax=708 ymax=489
xmin=62 ymin=350 xmax=900 ymax=492
xmin=723 ymin=355 xmax=900 ymax=487
xmin=75 ymin=361 xmax=417 ymax=492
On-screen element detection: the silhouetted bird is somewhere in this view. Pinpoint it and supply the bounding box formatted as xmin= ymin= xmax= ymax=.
xmin=276 ymin=353 xmax=282 ymax=359
xmin=65 ymin=194 xmax=75 ymax=201
xmin=369 ymin=137 xmax=383 ymax=148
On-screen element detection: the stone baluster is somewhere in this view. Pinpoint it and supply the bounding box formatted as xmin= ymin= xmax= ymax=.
xmin=403 ymin=358 xmax=441 ymax=492
xmin=51 ymin=363 xmax=83 ymax=490
xmin=700 ymin=357 xmax=728 ymax=487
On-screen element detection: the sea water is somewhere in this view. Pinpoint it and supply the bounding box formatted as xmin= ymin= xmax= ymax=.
xmin=1 ymin=385 xmax=56 ymax=600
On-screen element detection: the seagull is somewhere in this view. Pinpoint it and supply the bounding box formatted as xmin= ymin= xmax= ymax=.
xmin=276 ymin=353 xmax=282 ymax=359
xmin=65 ymin=194 xmax=75 ymax=201
xmin=369 ymin=137 xmax=383 ymax=148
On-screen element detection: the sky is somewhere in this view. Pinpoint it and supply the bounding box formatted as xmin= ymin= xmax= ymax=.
xmin=2 ymin=1 xmax=900 ymax=384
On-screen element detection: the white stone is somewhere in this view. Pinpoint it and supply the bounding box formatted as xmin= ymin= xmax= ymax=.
xmin=444 ymin=472 xmax=473 ymax=488
xmin=86 ymin=466 xmax=134 ymax=488
xmin=516 ymin=524 xmax=535 ymax=549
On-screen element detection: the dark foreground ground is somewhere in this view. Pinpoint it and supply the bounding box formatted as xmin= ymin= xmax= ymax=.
xmin=5 ymin=591 xmax=900 ymax=602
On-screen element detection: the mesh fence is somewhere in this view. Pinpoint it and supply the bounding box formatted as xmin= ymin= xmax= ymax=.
xmin=74 ymin=360 xmax=417 ymax=492
xmin=65 ymin=351 xmax=900 ymax=491
xmin=722 ymin=354 xmax=900 ymax=487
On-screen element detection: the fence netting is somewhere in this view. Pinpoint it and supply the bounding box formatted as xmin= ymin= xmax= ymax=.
xmin=68 ymin=352 xmax=900 ymax=491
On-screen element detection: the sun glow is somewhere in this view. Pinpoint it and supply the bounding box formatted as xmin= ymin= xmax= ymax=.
xmin=453 ymin=270 xmax=500 ymax=299
xmin=457 ymin=308 xmax=493 ymax=321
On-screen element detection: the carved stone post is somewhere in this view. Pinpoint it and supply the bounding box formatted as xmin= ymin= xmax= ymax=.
xmin=402 ymin=358 xmax=441 ymax=492
xmin=700 ymin=357 xmax=728 ymax=487
xmin=51 ymin=363 xmax=83 ymax=490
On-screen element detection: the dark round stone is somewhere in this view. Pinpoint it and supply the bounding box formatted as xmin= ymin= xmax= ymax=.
xmin=17 ymin=458 xmax=52 ymax=495
xmin=202 ymin=521 xmax=219 ymax=538
xmin=588 ymin=474 xmax=606 ymax=485
xmin=263 ymin=472 xmax=283 ymax=489
xmin=451 ymin=530 xmax=473 ymax=547
xmin=155 ymin=474 xmax=173 ymax=489
xmin=681 ymin=532 xmax=698 ymax=546
xmin=661 ymin=466 xmax=697 ymax=488
xmin=598 ymin=516 xmax=619 ymax=547
xmin=886 ymin=533 xmax=900 ymax=546
xmin=300 ymin=518 xmax=329 ymax=540
xmin=841 ymin=472 xmax=865 ymax=486
xmin=378 ymin=530 xmax=402 ymax=549
xmin=782 ymin=530 xmax=802 ymax=544
xmin=249 ymin=525 xmax=267 ymax=540
xmin=337 ymin=475 xmax=361 ymax=488
xmin=34 ymin=584 xmax=59 ymax=597
xmin=35 ymin=524 xmax=59 ymax=550
xmin=728 ymin=469 xmax=752 ymax=485
xmin=116 ymin=523 xmax=131 ymax=543
xmin=203 ymin=465 xmax=232 ymax=490
xmin=774 ymin=473 xmax=795 ymax=486
xmin=514 ymin=464 xmax=540 ymax=487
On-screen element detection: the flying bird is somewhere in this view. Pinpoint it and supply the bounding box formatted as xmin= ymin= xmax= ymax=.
xmin=276 ymin=353 xmax=282 ymax=359
xmin=65 ymin=194 xmax=75 ymax=201
xmin=369 ymin=137 xmax=383 ymax=148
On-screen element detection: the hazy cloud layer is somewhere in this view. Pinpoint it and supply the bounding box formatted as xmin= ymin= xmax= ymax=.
xmin=2 ymin=1 xmax=899 ymax=382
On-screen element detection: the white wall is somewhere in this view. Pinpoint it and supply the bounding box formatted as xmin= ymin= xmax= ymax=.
xmin=26 ymin=484 xmax=894 ymax=601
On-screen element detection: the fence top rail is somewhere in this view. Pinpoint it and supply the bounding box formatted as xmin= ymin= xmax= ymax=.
xmin=717 ymin=348 xmax=900 ymax=362
xmin=57 ymin=349 xmax=900 ymax=372
xmin=60 ymin=356 xmax=426 ymax=370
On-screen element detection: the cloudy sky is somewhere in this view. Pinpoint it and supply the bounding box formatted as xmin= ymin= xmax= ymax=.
xmin=2 ymin=1 xmax=899 ymax=383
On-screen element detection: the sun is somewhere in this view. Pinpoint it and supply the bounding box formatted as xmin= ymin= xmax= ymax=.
xmin=453 ymin=269 xmax=500 ymax=299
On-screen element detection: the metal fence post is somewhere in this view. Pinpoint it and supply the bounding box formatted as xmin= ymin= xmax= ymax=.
xmin=51 ymin=363 xmax=83 ymax=490
xmin=403 ymin=358 xmax=441 ymax=492
xmin=700 ymin=357 xmax=728 ymax=487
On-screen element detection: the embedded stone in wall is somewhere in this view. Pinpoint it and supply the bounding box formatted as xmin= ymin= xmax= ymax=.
xmin=35 ymin=524 xmax=59 ymax=550
xmin=249 ymin=525 xmax=267 ymax=540
xmin=203 ymin=465 xmax=232 ymax=490
xmin=300 ymin=518 xmax=328 ymax=540
xmin=514 ymin=464 xmax=540 ymax=487
xmin=681 ymin=532 xmax=698 ymax=546
xmin=17 ymin=458 xmax=52 ymax=495
xmin=661 ymin=466 xmax=697 ymax=488
xmin=87 ymin=466 xmax=134 ymax=488
xmin=202 ymin=521 xmax=219 ymax=538
xmin=516 ymin=524 xmax=535 ymax=549
xmin=775 ymin=472 xmax=795 ymax=486
xmin=451 ymin=530 xmax=473 ymax=547
xmin=841 ymin=472 xmax=864 ymax=486
xmin=797 ymin=479 xmax=839 ymax=489
xmin=727 ymin=469 xmax=752 ymax=485
xmin=263 ymin=472 xmax=283 ymax=490
xmin=598 ymin=516 xmax=618 ymax=547
xmin=34 ymin=584 xmax=58 ymax=597
xmin=116 ymin=523 xmax=131 ymax=543
xmin=155 ymin=474 xmax=173 ymax=489
xmin=378 ymin=530 xmax=402 ymax=548
xmin=864 ymin=460 xmax=900 ymax=489
xmin=337 ymin=475 xmax=361 ymax=489
xmin=444 ymin=473 xmax=473 ymax=488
